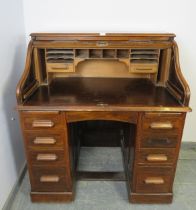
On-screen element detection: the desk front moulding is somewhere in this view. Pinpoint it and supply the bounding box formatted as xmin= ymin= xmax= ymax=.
xmin=16 ymin=33 xmax=191 ymax=204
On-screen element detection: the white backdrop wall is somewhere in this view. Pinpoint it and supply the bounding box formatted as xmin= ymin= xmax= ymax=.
xmin=0 ymin=0 xmax=26 ymax=208
xmin=22 ymin=0 xmax=196 ymax=142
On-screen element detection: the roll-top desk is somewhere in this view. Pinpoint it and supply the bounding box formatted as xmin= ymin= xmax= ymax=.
xmin=16 ymin=33 xmax=191 ymax=204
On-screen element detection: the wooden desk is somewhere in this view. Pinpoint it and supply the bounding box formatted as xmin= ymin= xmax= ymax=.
xmin=16 ymin=33 xmax=191 ymax=203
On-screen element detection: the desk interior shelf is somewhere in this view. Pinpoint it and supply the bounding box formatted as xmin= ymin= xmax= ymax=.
xmin=117 ymin=49 xmax=129 ymax=58
xmin=44 ymin=48 xmax=160 ymax=83
xmin=46 ymin=49 xmax=74 ymax=63
xmin=130 ymin=49 xmax=160 ymax=73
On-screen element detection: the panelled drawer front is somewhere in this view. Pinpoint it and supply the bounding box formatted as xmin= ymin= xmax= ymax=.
xmin=142 ymin=112 xmax=184 ymax=133
xmin=140 ymin=133 xmax=178 ymax=148
xmin=30 ymin=167 xmax=69 ymax=192
xmin=21 ymin=112 xmax=62 ymax=130
xmin=29 ymin=150 xmax=66 ymax=165
xmin=135 ymin=167 xmax=174 ymax=193
xmin=130 ymin=63 xmax=158 ymax=74
xmin=137 ymin=148 xmax=176 ymax=165
xmin=47 ymin=63 xmax=74 ymax=73
xmin=24 ymin=131 xmax=64 ymax=150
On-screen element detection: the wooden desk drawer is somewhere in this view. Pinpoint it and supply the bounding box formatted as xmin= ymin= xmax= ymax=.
xmin=142 ymin=112 xmax=184 ymax=133
xmin=130 ymin=63 xmax=158 ymax=74
xmin=21 ymin=112 xmax=63 ymax=130
xmin=137 ymin=149 xmax=176 ymax=165
xmin=135 ymin=167 xmax=174 ymax=193
xmin=47 ymin=63 xmax=74 ymax=73
xmin=24 ymin=131 xmax=64 ymax=149
xmin=28 ymin=150 xmax=66 ymax=166
xmin=140 ymin=133 xmax=178 ymax=148
xmin=30 ymin=166 xmax=70 ymax=192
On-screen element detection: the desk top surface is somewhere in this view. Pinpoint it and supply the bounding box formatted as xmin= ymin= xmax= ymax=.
xmin=19 ymin=78 xmax=190 ymax=112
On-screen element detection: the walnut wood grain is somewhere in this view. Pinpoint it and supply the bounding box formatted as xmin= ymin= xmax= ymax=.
xmin=137 ymin=148 xmax=175 ymax=164
xmin=30 ymin=192 xmax=74 ymax=202
xmin=31 ymin=33 xmax=176 ymax=40
xmin=66 ymin=111 xmax=138 ymax=123
xmin=23 ymin=81 xmax=39 ymax=100
xmin=133 ymin=165 xmax=174 ymax=193
xmin=17 ymin=78 xmax=191 ymax=112
xmin=130 ymin=193 xmax=173 ymax=204
xmin=16 ymin=41 xmax=38 ymax=104
xmin=140 ymin=133 xmax=178 ymax=148
xmin=166 ymin=41 xmax=190 ymax=106
xmin=24 ymin=132 xmax=64 ymax=150
xmin=142 ymin=112 xmax=184 ymax=132
xmin=29 ymin=150 xmax=65 ymax=165
xmin=30 ymin=165 xmax=72 ymax=192
xmin=21 ymin=111 xmax=63 ymax=130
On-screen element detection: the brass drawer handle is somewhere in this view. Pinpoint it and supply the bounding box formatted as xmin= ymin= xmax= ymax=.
xmin=144 ymin=177 xmax=164 ymax=184
xmin=146 ymin=154 xmax=168 ymax=162
xmin=32 ymin=120 xmax=54 ymax=128
xmin=36 ymin=154 xmax=57 ymax=161
xmin=40 ymin=175 xmax=59 ymax=183
xmin=33 ymin=137 xmax=56 ymax=145
xmin=148 ymin=138 xmax=171 ymax=145
xmin=150 ymin=122 xmax=173 ymax=129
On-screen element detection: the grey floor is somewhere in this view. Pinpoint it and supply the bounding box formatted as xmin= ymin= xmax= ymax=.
xmin=10 ymin=145 xmax=196 ymax=210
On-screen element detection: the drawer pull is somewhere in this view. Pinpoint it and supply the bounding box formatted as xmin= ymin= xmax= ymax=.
xmin=150 ymin=122 xmax=173 ymax=129
xmin=146 ymin=154 xmax=168 ymax=162
xmin=136 ymin=68 xmax=152 ymax=71
xmin=144 ymin=177 xmax=164 ymax=184
xmin=40 ymin=175 xmax=60 ymax=183
xmin=33 ymin=137 xmax=56 ymax=145
xmin=32 ymin=120 xmax=54 ymax=128
xmin=52 ymin=66 xmax=69 ymax=70
xmin=36 ymin=154 xmax=57 ymax=161
xmin=148 ymin=138 xmax=171 ymax=145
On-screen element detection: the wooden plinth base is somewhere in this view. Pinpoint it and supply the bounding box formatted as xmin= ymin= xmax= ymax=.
xmin=31 ymin=192 xmax=74 ymax=202
xmin=130 ymin=192 xmax=173 ymax=204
